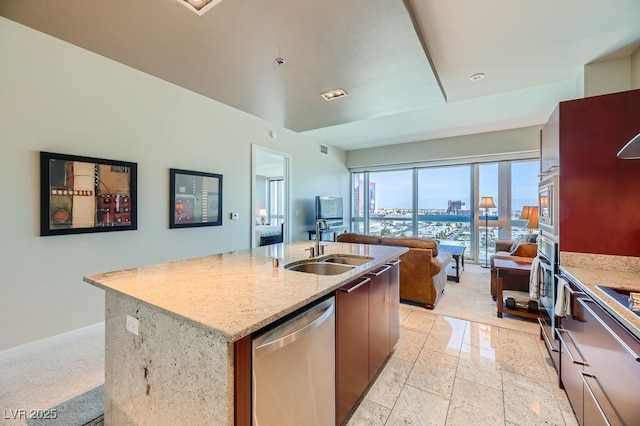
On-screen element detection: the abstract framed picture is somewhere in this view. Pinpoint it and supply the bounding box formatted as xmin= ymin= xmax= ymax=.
xmin=40 ymin=152 xmax=138 ymax=236
xmin=169 ymin=168 xmax=223 ymax=228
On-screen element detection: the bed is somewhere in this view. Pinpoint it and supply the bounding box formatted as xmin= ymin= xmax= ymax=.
xmin=256 ymin=223 xmax=284 ymax=246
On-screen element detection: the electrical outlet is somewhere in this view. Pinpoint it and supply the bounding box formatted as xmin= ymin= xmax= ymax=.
xmin=126 ymin=315 xmax=139 ymax=335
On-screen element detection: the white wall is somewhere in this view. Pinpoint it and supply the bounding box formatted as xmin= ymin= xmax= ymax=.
xmin=347 ymin=126 xmax=540 ymax=169
xmin=632 ymin=47 xmax=640 ymax=89
xmin=584 ymin=56 xmax=633 ymax=97
xmin=0 ymin=18 xmax=348 ymax=350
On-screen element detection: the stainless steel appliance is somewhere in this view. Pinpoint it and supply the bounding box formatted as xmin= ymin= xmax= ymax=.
xmin=538 ymin=174 xmax=559 ymax=236
xmin=252 ymin=296 xmax=335 ymax=426
xmin=538 ymin=233 xmax=559 ymax=363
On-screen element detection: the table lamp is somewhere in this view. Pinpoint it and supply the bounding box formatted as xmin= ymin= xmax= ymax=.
xmin=258 ymin=209 xmax=267 ymax=225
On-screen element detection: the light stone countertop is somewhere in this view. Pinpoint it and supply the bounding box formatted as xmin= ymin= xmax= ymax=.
xmin=559 ymin=262 xmax=640 ymax=341
xmin=84 ymin=241 xmax=407 ymax=342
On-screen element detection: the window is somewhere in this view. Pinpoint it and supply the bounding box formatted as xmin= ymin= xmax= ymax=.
xmin=417 ymin=166 xmax=471 ymax=252
xmin=268 ymin=178 xmax=284 ymax=225
xmin=350 ymin=157 xmax=538 ymax=263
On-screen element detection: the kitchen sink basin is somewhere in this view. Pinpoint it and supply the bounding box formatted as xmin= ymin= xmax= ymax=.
xmin=285 ymin=261 xmax=355 ymax=275
xmin=322 ymin=255 xmax=373 ymax=266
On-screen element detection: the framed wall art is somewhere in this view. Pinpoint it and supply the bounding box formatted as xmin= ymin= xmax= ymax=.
xmin=40 ymin=152 xmax=138 ymax=236
xmin=169 ymin=168 xmax=223 ymax=228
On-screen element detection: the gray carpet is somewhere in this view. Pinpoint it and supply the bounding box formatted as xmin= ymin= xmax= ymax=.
xmin=26 ymin=385 xmax=104 ymax=426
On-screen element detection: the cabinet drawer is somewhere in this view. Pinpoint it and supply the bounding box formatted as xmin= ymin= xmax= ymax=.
xmin=557 ymin=328 xmax=584 ymax=425
xmin=575 ymin=298 xmax=640 ymax=425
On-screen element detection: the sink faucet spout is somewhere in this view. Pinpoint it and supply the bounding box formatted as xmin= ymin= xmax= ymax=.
xmin=314 ymin=219 xmax=329 ymax=256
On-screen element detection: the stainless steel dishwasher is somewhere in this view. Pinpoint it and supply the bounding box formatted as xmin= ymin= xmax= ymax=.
xmin=252 ymin=296 xmax=335 ymax=426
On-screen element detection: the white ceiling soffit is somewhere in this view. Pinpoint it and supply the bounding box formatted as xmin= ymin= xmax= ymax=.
xmin=1 ymin=0 xmax=640 ymax=151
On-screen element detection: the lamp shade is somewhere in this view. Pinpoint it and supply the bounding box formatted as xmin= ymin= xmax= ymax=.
xmin=526 ymin=207 xmax=539 ymax=229
xmin=258 ymin=209 xmax=267 ymax=217
xmin=479 ymin=196 xmax=496 ymax=209
xmin=519 ymin=206 xmax=534 ymax=220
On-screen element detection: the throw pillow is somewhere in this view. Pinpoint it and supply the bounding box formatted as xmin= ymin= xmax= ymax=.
xmin=510 ymin=242 xmax=537 ymax=257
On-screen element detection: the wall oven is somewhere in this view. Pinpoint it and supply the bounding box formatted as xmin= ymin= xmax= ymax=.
xmin=538 ymin=233 xmax=559 ymax=366
xmin=538 ymin=174 xmax=559 ymax=236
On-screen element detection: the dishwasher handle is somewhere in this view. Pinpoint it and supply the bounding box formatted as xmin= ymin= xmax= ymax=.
xmin=255 ymin=299 xmax=334 ymax=356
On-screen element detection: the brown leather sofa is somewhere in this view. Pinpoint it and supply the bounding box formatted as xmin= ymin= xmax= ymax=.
xmin=490 ymin=239 xmax=538 ymax=300
xmin=336 ymin=233 xmax=452 ymax=309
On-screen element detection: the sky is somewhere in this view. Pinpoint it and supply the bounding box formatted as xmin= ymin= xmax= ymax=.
xmin=361 ymin=160 xmax=539 ymax=211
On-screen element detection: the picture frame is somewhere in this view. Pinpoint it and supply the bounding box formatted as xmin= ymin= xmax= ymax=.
xmin=169 ymin=168 xmax=223 ymax=228
xmin=40 ymin=151 xmax=138 ymax=236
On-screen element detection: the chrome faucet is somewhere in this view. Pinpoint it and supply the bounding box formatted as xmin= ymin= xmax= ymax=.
xmin=312 ymin=219 xmax=329 ymax=257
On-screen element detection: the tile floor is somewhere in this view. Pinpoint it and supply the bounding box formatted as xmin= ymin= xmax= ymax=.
xmin=346 ymin=304 xmax=578 ymax=426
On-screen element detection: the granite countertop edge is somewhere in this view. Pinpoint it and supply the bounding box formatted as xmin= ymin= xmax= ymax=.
xmin=84 ymin=242 xmax=408 ymax=342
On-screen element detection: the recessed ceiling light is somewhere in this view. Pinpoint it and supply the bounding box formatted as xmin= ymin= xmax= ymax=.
xmin=470 ymin=73 xmax=485 ymax=81
xmin=321 ymin=89 xmax=348 ymax=101
xmin=176 ymin=0 xmax=223 ymax=15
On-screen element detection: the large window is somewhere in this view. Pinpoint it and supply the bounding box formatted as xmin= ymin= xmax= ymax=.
xmin=268 ymin=178 xmax=284 ymax=225
xmin=418 ymin=166 xmax=471 ymax=252
xmin=350 ymin=158 xmax=538 ymax=263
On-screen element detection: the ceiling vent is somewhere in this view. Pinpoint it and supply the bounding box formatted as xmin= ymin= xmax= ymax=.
xmin=176 ymin=0 xmax=223 ymax=16
xmin=320 ymin=145 xmax=329 ymax=154
xmin=320 ymin=89 xmax=348 ymax=101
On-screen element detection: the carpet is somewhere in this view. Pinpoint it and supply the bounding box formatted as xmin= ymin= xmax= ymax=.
xmin=25 ymin=386 xmax=104 ymax=426
xmin=429 ymin=263 xmax=539 ymax=334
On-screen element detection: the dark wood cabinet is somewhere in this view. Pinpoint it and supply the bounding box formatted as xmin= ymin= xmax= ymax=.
xmin=543 ymin=89 xmax=640 ymax=257
xmin=367 ymin=264 xmax=391 ymax=379
xmin=335 ymin=259 xmax=399 ymax=425
xmin=336 ymin=275 xmax=371 ymax=426
xmin=387 ymin=259 xmax=401 ymax=350
xmin=558 ymin=276 xmax=640 ymax=426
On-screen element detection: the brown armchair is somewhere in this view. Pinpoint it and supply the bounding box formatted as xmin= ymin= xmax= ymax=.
xmin=490 ymin=239 xmax=537 ymax=300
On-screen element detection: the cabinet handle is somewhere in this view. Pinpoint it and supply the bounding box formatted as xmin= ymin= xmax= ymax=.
xmin=339 ymin=277 xmax=371 ymax=293
xmin=578 ymin=298 xmax=640 ymax=362
xmin=386 ymin=259 xmax=401 ymax=266
xmin=556 ymin=328 xmax=586 ymax=365
xmin=537 ymin=318 xmax=558 ymax=353
xmin=367 ymin=265 xmax=391 ymax=277
xmin=578 ymin=371 xmax=622 ymax=426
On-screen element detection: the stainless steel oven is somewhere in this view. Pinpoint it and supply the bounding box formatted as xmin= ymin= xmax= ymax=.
xmin=538 ymin=233 xmax=559 ymax=365
xmin=538 ymin=174 xmax=559 ymax=236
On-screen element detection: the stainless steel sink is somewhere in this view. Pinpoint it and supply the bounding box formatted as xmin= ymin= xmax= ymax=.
xmin=321 ymin=255 xmax=373 ymax=266
xmin=285 ymin=262 xmax=355 ymax=275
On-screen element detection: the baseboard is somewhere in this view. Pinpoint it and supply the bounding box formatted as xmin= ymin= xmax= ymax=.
xmin=0 ymin=322 xmax=105 ymax=362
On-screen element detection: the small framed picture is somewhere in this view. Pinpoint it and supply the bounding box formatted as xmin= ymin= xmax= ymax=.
xmin=169 ymin=168 xmax=223 ymax=228
xmin=40 ymin=151 xmax=138 ymax=236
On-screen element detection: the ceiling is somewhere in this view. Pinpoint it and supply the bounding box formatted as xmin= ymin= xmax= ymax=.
xmin=2 ymin=0 xmax=639 ymax=150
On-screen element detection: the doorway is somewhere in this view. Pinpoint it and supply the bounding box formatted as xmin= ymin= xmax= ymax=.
xmin=251 ymin=145 xmax=291 ymax=248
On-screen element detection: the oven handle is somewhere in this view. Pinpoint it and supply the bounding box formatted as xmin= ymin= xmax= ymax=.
xmin=555 ymin=274 xmax=586 ymax=296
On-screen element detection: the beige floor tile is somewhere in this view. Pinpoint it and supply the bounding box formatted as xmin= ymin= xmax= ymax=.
xmin=456 ymin=343 xmax=502 ymax=391
xmin=502 ymin=370 xmax=566 ymax=426
xmin=425 ymin=323 xmax=465 ymax=357
xmin=346 ymin=399 xmax=391 ymax=426
xmin=386 ymin=385 xmax=449 ymax=426
xmin=445 ymin=377 xmax=505 ymax=426
xmin=365 ymin=357 xmax=413 ymax=409
xmin=406 ymin=347 xmax=458 ymax=399
xmin=392 ymin=327 xmax=428 ymax=363
xmin=435 ymin=315 xmax=469 ymax=331
xmin=553 ymin=386 xmax=579 ymax=426
xmin=399 ymin=304 xmax=414 ymax=325
xmin=463 ymin=322 xmax=501 ymax=351
xmin=402 ymin=310 xmax=437 ymax=334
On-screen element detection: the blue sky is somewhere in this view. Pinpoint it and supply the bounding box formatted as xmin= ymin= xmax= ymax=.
xmin=366 ymin=161 xmax=539 ymax=210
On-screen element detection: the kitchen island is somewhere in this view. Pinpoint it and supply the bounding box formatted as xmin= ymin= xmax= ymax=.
xmin=84 ymin=241 xmax=407 ymax=425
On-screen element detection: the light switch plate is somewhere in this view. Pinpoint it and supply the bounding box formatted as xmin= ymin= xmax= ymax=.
xmin=230 ymin=212 xmax=238 ymax=220
xmin=126 ymin=315 xmax=139 ymax=335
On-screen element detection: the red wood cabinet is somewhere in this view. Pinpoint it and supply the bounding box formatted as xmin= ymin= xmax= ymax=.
xmin=367 ymin=265 xmax=391 ymax=380
xmin=336 ymin=275 xmax=371 ymax=425
xmin=558 ymin=277 xmax=640 ymax=426
xmin=542 ymin=89 xmax=640 ymax=257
